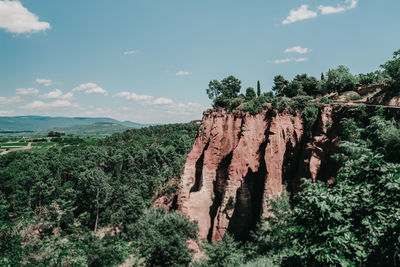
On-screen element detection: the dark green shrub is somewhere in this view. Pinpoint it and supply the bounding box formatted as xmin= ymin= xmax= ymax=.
xmin=301 ymin=106 xmax=319 ymax=132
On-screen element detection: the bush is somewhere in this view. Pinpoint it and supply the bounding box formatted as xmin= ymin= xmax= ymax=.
xmin=319 ymin=96 xmax=333 ymax=104
xmin=132 ymin=209 xmax=198 ymax=266
xmin=301 ymin=106 xmax=319 ymax=132
xmin=287 ymin=95 xmax=313 ymax=112
xmin=198 ymin=234 xmax=245 ymax=267
xmin=323 ymin=65 xmax=357 ymax=93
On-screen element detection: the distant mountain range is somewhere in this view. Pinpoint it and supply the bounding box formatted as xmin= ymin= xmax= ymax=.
xmin=0 ymin=116 xmax=145 ymax=133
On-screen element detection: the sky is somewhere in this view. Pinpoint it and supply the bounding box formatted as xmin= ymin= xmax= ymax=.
xmin=0 ymin=0 xmax=400 ymax=123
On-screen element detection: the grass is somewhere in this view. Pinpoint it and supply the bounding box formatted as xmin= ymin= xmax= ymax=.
xmin=33 ymin=142 xmax=56 ymax=147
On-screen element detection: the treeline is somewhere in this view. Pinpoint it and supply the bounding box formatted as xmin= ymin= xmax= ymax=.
xmin=206 ymin=49 xmax=400 ymax=114
xmin=194 ymin=105 xmax=400 ymax=266
xmin=1 ymin=123 xmax=199 ymax=266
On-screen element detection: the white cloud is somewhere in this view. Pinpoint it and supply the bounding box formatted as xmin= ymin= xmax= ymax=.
xmin=40 ymin=89 xmax=73 ymax=100
xmin=124 ymin=50 xmax=139 ymax=55
xmin=273 ymin=57 xmax=308 ymax=64
xmin=153 ymin=97 xmax=174 ymax=105
xmin=282 ymin=5 xmax=317 ymax=24
xmin=319 ymin=0 xmax=358 ymax=15
xmin=0 ymin=0 xmax=50 ymax=34
xmin=295 ymin=57 xmax=308 ymax=62
xmin=273 ymin=58 xmax=292 ymax=64
xmin=0 ymin=96 xmax=22 ymax=105
xmin=35 ymin=78 xmax=53 ymax=86
xmin=20 ymin=100 xmax=77 ymax=109
xmin=284 ymin=46 xmax=310 ymax=54
xmin=72 ymin=83 xmax=108 ymax=96
xmin=0 ymin=110 xmax=15 ymax=116
xmin=114 ymin=92 xmax=153 ymax=101
xmin=15 ymin=88 xmax=39 ymax=95
xmin=176 ymin=71 xmax=192 ymax=76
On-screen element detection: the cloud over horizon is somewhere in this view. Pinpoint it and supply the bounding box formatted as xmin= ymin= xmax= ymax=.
xmin=16 ymin=88 xmax=39 ymax=95
xmin=20 ymin=100 xmax=78 ymax=110
xmin=72 ymin=83 xmax=108 ymax=96
xmin=35 ymin=78 xmax=53 ymax=87
xmin=273 ymin=57 xmax=308 ymax=64
xmin=40 ymin=89 xmax=73 ymax=100
xmin=0 ymin=0 xmax=50 ymax=34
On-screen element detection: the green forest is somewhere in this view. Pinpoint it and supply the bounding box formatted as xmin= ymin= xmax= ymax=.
xmin=1 ymin=49 xmax=400 ymax=266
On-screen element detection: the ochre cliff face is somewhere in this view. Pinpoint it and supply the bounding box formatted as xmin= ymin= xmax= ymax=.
xmin=178 ymin=106 xmax=339 ymax=242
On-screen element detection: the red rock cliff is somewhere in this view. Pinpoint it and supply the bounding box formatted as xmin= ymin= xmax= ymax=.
xmin=178 ymin=106 xmax=339 ymax=242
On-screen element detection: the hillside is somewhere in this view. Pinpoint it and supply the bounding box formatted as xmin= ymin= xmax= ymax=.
xmin=49 ymin=122 xmax=132 ymax=136
xmin=0 ymin=116 xmax=144 ymax=132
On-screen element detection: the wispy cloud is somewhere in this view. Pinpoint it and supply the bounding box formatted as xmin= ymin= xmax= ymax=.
xmin=35 ymin=78 xmax=53 ymax=86
xmin=20 ymin=100 xmax=78 ymax=110
xmin=124 ymin=50 xmax=139 ymax=55
xmin=176 ymin=71 xmax=192 ymax=76
xmin=153 ymin=97 xmax=174 ymax=105
xmin=114 ymin=92 xmax=153 ymax=101
xmin=72 ymin=83 xmax=108 ymax=96
xmin=319 ymin=0 xmax=358 ymax=15
xmin=0 ymin=0 xmax=50 ymax=34
xmin=40 ymin=89 xmax=73 ymax=100
xmin=273 ymin=57 xmax=308 ymax=64
xmin=284 ymin=46 xmax=311 ymax=54
xmin=0 ymin=96 xmax=22 ymax=105
xmin=282 ymin=5 xmax=317 ymax=24
xmin=16 ymin=88 xmax=39 ymax=95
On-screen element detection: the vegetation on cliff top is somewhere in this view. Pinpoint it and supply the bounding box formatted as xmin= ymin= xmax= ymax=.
xmin=206 ymin=49 xmax=400 ymax=115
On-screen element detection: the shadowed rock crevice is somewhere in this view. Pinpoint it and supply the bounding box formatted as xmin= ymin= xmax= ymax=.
xmin=207 ymin=152 xmax=233 ymax=241
xmin=227 ymin=143 xmax=267 ymax=241
xmin=190 ymin=141 xmax=209 ymax=193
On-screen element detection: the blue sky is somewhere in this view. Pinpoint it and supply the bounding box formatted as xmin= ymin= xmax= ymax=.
xmin=0 ymin=0 xmax=399 ymax=123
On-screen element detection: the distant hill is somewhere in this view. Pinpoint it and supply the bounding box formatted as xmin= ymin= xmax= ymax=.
xmin=50 ymin=122 xmax=132 ymax=136
xmin=0 ymin=116 xmax=145 ymax=132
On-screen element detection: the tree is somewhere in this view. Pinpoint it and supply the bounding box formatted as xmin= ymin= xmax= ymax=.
xmin=321 ymin=72 xmax=325 ymax=80
xmin=282 ymin=80 xmax=302 ymax=98
xmin=381 ymin=49 xmax=400 ymax=95
xmin=323 ymin=65 xmax=357 ymax=93
xmin=245 ymin=87 xmax=256 ymax=101
xmin=294 ymin=74 xmax=320 ymax=96
xmin=272 ymin=75 xmax=289 ymax=96
xmin=257 ymin=80 xmax=261 ymax=97
xmin=200 ymin=234 xmax=244 ymax=267
xmin=78 ymin=168 xmax=112 ymax=232
xmin=133 ymin=209 xmax=198 ymax=266
xmin=206 ymin=76 xmax=242 ymax=108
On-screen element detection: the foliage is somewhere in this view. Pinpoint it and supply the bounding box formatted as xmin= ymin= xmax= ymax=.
xmin=301 ymin=106 xmax=319 ymax=132
xmin=324 ymin=65 xmax=357 ymax=93
xmin=245 ymin=87 xmax=256 ymax=101
xmin=282 ymin=80 xmax=302 ymax=98
xmin=206 ymin=76 xmax=242 ymax=108
xmin=197 ymin=234 xmax=245 ymax=267
xmin=293 ymin=74 xmax=321 ymax=95
xmin=272 ymin=75 xmax=289 ymax=96
xmin=133 ymin=208 xmax=198 ymax=267
xmin=0 ymin=123 xmax=199 ymax=265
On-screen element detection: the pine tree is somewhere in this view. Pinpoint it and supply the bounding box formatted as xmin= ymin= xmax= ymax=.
xmin=321 ymin=72 xmax=325 ymax=80
xmin=257 ymin=80 xmax=261 ymax=97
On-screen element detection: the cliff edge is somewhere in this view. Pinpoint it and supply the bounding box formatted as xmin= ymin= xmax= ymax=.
xmin=177 ymin=106 xmax=341 ymax=242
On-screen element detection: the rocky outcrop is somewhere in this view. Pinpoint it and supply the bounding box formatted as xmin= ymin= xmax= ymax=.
xmin=177 ymin=106 xmax=340 ymax=242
